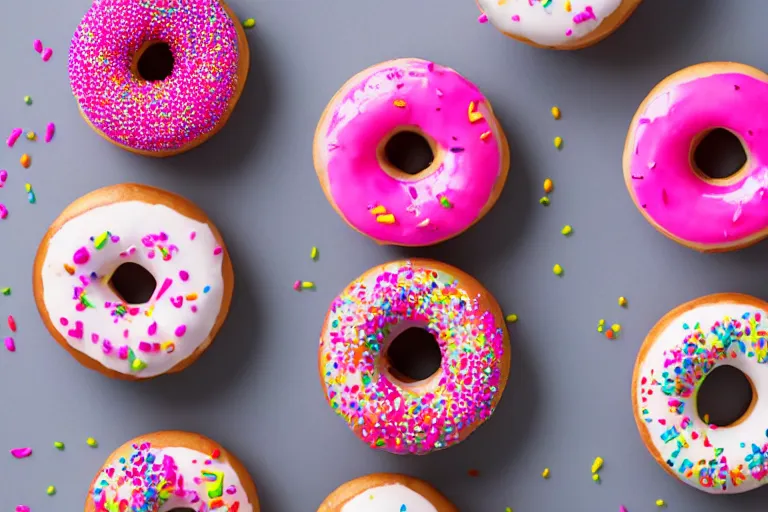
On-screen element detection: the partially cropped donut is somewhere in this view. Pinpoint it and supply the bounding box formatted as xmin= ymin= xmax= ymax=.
xmin=313 ymin=58 xmax=509 ymax=247
xmin=624 ymin=62 xmax=768 ymax=252
xmin=319 ymin=259 xmax=510 ymax=454
xmin=633 ymin=293 xmax=768 ymax=494
xmin=86 ymin=431 xmax=259 ymax=511
xmin=477 ymin=0 xmax=642 ymax=50
xmin=33 ymin=184 xmax=234 ymax=380
xmin=69 ymin=0 xmax=250 ymax=156
xmin=318 ymin=473 xmax=457 ymax=512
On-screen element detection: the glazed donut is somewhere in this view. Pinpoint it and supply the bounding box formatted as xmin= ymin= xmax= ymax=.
xmin=318 ymin=473 xmax=457 ymax=512
xmin=624 ymin=62 xmax=768 ymax=252
xmin=86 ymin=431 xmax=259 ymax=511
xmin=477 ymin=0 xmax=642 ymax=50
xmin=319 ymin=259 xmax=510 ymax=454
xmin=313 ymin=58 xmax=509 ymax=247
xmin=33 ymin=184 xmax=234 ymax=380
xmin=69 ymin=0 xmax=250 ymax=157
xmin=633 ymin=293 xmax=768 ymax=494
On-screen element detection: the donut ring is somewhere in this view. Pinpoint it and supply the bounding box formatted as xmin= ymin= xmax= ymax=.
xmin=624 ymin=62 xmax=768 ymax=252
xmin=313 ymin=58 xmax=509 ymax=247
xmin=33 ymin=184 xmax=234 ymax=380
xmin=477 ymin=0 xmax=642 ymax=50
xmin=319 ymin=259 xmax=510 ymax=454
xmin=69 ymin=0 xmax=250 ymax=156
xmin=86 ymin=431 xmax=259 ymax=511
xmin=318 ymin=473 xmax=457 ymax=512
xmin=633 ymin=293 xmax=768 ymax=494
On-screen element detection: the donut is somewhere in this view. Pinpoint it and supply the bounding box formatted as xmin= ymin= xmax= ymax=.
xmin=633 ymin=293 xmax=768 ymax=494
xmin=623 ymin=62 xmax=768 ymax=252
xmin=477 ymin=0 xmax=642 ymax=50
xmin=86 ymin=431 xmax=259 ymax=511
xmin=69 ymin=0 xmax=250 ymax=157
xmin=313 ymin=58 xmax=509 ymax=247
xmin=319 ymin=259 xmax=510 ymax=454
xmin=32 ymin=183 xmax=234 ymax=380
xmin=318 ymin=473 xmax=457 ymax=512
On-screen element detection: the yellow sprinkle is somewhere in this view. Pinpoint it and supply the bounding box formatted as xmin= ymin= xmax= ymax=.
xmin=86 ymin=437 xmax=98 ymax=448
xmin=310 ymin=246 xmax=319 ymax=260
xmin=480 ymin=130 xmax=492 ymax=141
xmin=376 ymin=213 xmax=396 ymax=224
xmin=592 ymin=474 xmax=600 ymax=482
xmin=703 ymin=414 xmax=710 ymax=424
xmin=543 ymin=178 xmax=553 ymax=193
xmin=301 ymin=281 xmax=315 ymax=289
xmin=554 ymin=136 xmax=563 ymax=149
xmin=243 ymin=18 xmax=256 ymax=29
xmin=597 ymin=326 xmax=604 ymax=333
xmin=565 ymin=0 xmax=572 ymax=12
xmin=468 ymin=101 xmax=484 ymax=123
xmin=539 ymin=196 xmax=550 ymax=206
xmin=370 ymin=205 xmax=387 ymax=215
xmin=20 ymin=154 xmax=31 ymax=168
xmin=131 ymin=359 xmax=147 ymax=371
xmin=561 ymin=225 xmax=573 ymax=236
xmin=598 ymin=319 xmax=606 ymax=325
xmin=591 ymin=456 xmax=604 ymax=473
xmin=505 ymin=508 xmax=512 ymax=512
xmin=24 ymin=183 xmax=32 ymax=193
xmin=393 ymin=99 xmax=407 ymax=108
xmin=553 ymin=264 xmax=563 ymax=276
xmin=498 ymin=0 xmax=507 ymax=4
xmin=46 ymin=485 xmax=56 ymax=496
xmin=26 ymin=131 xmax=36 ymax=141
xmin=611 ymin=323 xmax=621 ymax=332
xmin=655 ymin=499 xmax=665 ymax=507
xmin=618 ymin=296 xmax=628 ymax=307
xmin=505 ymin=314 xmax=518 ymax=323
xmin=542 ymin=468 xmax=550 ymax=479
xmin=551 ymin=106 xmax=561 ymax=119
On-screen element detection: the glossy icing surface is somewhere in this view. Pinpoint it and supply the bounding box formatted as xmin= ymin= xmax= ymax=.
xmin=40 ymin=201 xmax=225 ymax=377
xmin=636 ymin=301 xmax=768 ymax=493
xmin=92 ymin=443 xmax=253 ymax=511
xmin=627 ymin=71 xmax=768 ymax=247
xmin=320 ymin=260 xmax=506 ymax=454
xmin=69 ymin=0 xmax=242 ymax=152
xmin=478 ymin=0 xmax=623 ymax=47
xmin=316 ymin=58 xmax=505 ymax=246
xmin=340 ymin=484 xmax=437 ymax=512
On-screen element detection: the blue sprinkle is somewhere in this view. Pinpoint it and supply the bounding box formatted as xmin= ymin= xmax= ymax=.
xmin=203 ymin=285 xmax=211 ymax=293
xmin=401 ymin=505 xmax=407 ymax=512
xmin=449 ymin=147 xmax=465 ymax=153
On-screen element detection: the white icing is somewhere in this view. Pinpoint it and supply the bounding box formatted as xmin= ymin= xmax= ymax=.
xmin=478 ymin=0 xmax=624 ymax=47
xmin=636 ymin=301 xmax=768 ymax=494
xmin=341 ymin=484 xmax=437 ymax=512
xmin=40 ymin=201 xmax=225 ymax=377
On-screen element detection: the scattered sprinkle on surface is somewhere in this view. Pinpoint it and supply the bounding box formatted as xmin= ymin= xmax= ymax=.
xmin=539 ymin=196 xmax=550 ymax=206
xmin=561 ymin=225 xmax=573 ymax=236
xmin=592 ymin=474 xmax=600 ymax=482
xmin=553 ymin=264 xmax=563 ymax=276
xmin=2 ymin=287 xmax=11 ymax=295
xmin=505 ymin=508 xmax=513 ymax=512
xmin=26 ymin=131 xmax=36 ymax=141
xmin=15 ymin=506 xmax=30 ymax=512
xmin=542 ymin=467 xmax=550 ymax=479
xmin=10 ymin=447 xmax=32 ymax=458
xmin=620 ymin=506 xmax=628 ymax=512
xmin=86 ymin=437 xmax=98 ymax=447
xmin=310 ymin=246 xmax=319 ymax=260
xmin=20 ymin=154 xmax=31 ymax=168
xmin=655 ymin=499 xmax=665 ymax=507
xmin=543 ymin=178 xmax=553 ymax=193
xmin=554 ymin=136 xmax=563 ymax=149
xmin=46 ymin=485 xmax=56 ymax=496
xmin=619 ymin=296 xmax=628 ymax=307
xmin=301 ymin=281 xmax=315 ymax=290
xmin=25 ymin=183 xmax=36 ymax=204
xmin=5 ymin=337 xmax=16 ymax=352
xmin=243 ymin=18 xmax=256 ymax=28
xmin=505 ymin=313 xmax=518 ymax=323
xmin=54 ymin=441 xmax=65 ymax=450
xmin=467 ymin=469 xmax=480 ymax=477
xmin=591 ymin=456 xmax=604 ymax=473
xmin=551 ymin=106 xmax=561 ymax=119
xmin=24 ymin=95 xmax=32 ymax=105
xmin=8 ymin=315 xmax=17 ymax=332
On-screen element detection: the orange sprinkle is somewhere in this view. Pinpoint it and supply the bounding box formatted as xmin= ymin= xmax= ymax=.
xmin=606 ymin=329 xmax=615 ymax=339
xmin=185 ymin=293 xmax=198 ymax=301
xmin=64 ymin=264 xmax=75 ymax=275
xmin=480 ymin=130 xmax=492 ymax=140
xmin=20 ymin=154 xmax=31 ymax=168
xmin=393 ymin=99 xmax=407 ymax=108
xmin=468 ymin=101 xmax=484 ymax=123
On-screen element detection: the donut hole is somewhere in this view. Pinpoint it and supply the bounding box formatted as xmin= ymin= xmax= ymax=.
xmin=696 ymin=365 xmax=755 ymax=427
xmin=109 ymin=262 xmax=157 ymax=305
xmin=383 ymin=131 xmax=435 ymax=176
xmin=135 ymin=41 xmax=174 ymax=82
xmin=384 ymin=327 xmax=442 ymax=384
xmin=693 ymin=128 xmax=747 ymax=181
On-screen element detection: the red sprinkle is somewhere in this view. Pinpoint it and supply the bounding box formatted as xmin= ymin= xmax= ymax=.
xmin=211 ymin=448 xmax=221 ymax=459
xmin=8 ymin=315 xmax=16 ymax=332
xmin=467 ymin=469 xmax=480 ymax=477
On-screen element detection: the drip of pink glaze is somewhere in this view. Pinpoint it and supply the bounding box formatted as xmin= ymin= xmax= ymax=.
xmin=68 ymin=0 xmax=242 ymax=152
xmin=33 ymin=39 xmax=43 ymax=53
xmin=626 ymin=70 xmax=768 ymax=247
xmin=155 ymin=278 xmax=172 ymax=300
xmin=6 ymin=128 xmax=22 ymax=148
xmin=317 ymin=59 xmax=505 ymax=246
xmin=10 ymin=447 xmax=31 ymax=458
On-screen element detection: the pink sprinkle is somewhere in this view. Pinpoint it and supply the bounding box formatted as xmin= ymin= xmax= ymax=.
xmin=155 ymin=277 xmax=172 ymax=300
xmin=138 ymin=341 xmax=152 ymax=352
xmin=148 ymin=322 xmax=157 ymax=336
xmin=565 ymin=29 xmax=573 ymax=36
xmin=0 ymin=204 xmax=8 ymax=220
xmin=118 ymin=346 xmax=129 ymax=359
xmin=174 ymin=325 xmax=187 ymax=337
xmin=10 ymin=447 xmax=31 ymax=458
xmin=478 ymin=13 xmax=488 ymax=23
xmin=179 ymin=270 xmax=189 ymax=281
xmin=619 ymin=507 xmax=628 ymax=512
xmin=213 ymin=246 xmax=223 ymax=256
xmin=511 ymin=14 xmax=520 ymax=22
xmin=16 ymin=505 xmax=31 ymax=512
xmin=7 ymin=128 xmax=22 ymax=148
xmin=45 ymin=123 xmax=55 ymax=143
xmin=8 ymin=315 xmax=16 ymax=332
xmin=41 ymin=48 xmax=53 ymax=62
xmin=190 ymin=231 xmax=196 ymax=240
xmin=33 ymin=39 xmax=43 ymax=53
xmin=293 ymin=280 xmax=301 ymax=291
xmin=73 ymin=247 xmax=90 ymax=265
xmin=4 ymin=337 xmax=15 ymax=352
xmin=0 ymin=169 xmax=8 ymax=185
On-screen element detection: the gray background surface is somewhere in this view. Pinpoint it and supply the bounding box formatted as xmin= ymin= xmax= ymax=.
xmin=1 ymin=0 xmax=767 ymax=510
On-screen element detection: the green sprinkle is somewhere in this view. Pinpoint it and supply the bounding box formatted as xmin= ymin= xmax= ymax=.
xmin=94 ymin=232 xmax=109 ymax=250
xmin=24 ymin=95 xmax=32 ymax=105
xmin=505 ymin=314 xmax=518 ymax=323
xmin=553 ymin=264 xmax=563 ymax=276
xmin=561 ymin=225 xmax=573 ymax=236
xmin=54 ymin=441 xmax=64 ymax=450
xmin=375 ymin=438 xmax=385 ymax=447
xmin=86 ymin=437 xmax=98 ymax=448
xmin=506 ymin=508 xmax=513 ymax=512
xmin=131 ymin=358 xmax=147 ymax=372
xmin=310 ymin=246 xmax=319 ymax=260
xmin=539 ymin=197 xmax=550 ymax=206
xmin=1 ymin=287 xmax=10 ymax=296
xmin=243 ymin=18 xmax=256 ymax=28
xmin=46 ymin=485 xmax=56 ymax=496
xmin=439 ymin=196 xmax=453 ymax=208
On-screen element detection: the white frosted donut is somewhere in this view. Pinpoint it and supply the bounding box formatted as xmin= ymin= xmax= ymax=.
xmin=33 ymin=184 xmax=233 ymax=379
xmin=477 ymin=0 xmax=642 ymax=50
xmin=633 ymin=293 xmax=768 ymax=494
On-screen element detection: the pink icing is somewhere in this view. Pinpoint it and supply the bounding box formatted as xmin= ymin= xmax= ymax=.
xmin=627 ymin=71 xmax=768 ymax=247
xmin=68 ymin=0 xmax=242 ymax=153
xmin=316 ymin=59 xmax=506 ymax=246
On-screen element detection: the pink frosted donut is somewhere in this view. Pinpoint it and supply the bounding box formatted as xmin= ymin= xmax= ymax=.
xmin=69 ymin=0 xmax=250 ymax=157
xmin=313 ymin=58 xmax=510 ymax=247
xmin=624 ymin=62 xmax=768 ymax=252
